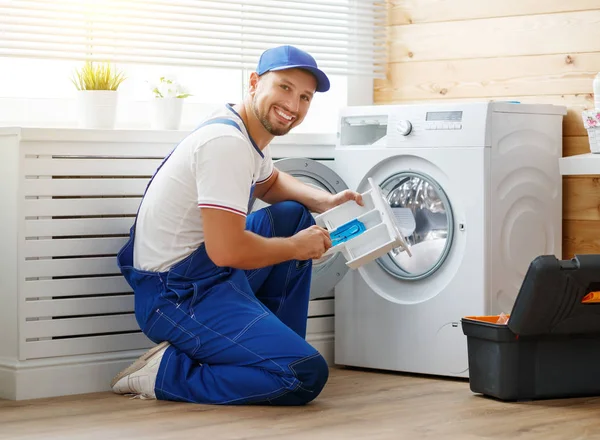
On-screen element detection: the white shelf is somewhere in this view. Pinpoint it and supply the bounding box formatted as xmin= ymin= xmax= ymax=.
xmin=559 ymin=153 xmax=600 ymax=175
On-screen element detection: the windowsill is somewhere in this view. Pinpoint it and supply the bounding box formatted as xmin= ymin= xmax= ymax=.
xmin=559 ymin=153 xmax=600 ymax=175
xmin=0 ymin=125 xmax=336 ymax=147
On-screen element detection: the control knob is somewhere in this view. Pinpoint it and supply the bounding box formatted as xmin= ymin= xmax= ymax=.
xmin=396 ymin=120 xmax=412 ymax=136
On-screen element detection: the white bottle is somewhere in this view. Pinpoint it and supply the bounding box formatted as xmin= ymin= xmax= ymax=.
xmin=594 ymin=73 xmax=600 ymax=109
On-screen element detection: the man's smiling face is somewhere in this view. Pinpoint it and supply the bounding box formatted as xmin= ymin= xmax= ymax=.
xmin=250 ymin=68 xmax=317 ymax=136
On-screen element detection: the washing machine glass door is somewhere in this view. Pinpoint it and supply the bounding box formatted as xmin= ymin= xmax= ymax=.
xmin=250 ymin=158 xmax=350 ymax=299
xmin=377 ymin=171 xmax=454 ymax=280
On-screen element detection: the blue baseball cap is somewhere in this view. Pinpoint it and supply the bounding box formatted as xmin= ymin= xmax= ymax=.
xmin=256 ymin=45 xmax=330 ymax=93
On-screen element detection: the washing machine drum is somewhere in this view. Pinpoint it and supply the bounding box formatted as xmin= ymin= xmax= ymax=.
xmin=377 ymin=171 xmax=454 ymax=281
xmin=249 ymin=158 xmax=350 ymax=300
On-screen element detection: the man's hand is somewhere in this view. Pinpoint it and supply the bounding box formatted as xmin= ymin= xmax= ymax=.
xmin=316 ymin=189 xmax=364 ymax=213
xmin=290 ymin=225 xmax=332 ymax=260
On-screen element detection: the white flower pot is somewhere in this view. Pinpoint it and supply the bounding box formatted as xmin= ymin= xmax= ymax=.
xmin=150 ymin=98 xmax=184 ymax=130
xmin=77 ymin=90 xmax=118 ymax=129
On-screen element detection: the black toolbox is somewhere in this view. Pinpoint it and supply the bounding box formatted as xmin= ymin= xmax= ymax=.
xmin=461 ymin=254 xmax=600 ymax=401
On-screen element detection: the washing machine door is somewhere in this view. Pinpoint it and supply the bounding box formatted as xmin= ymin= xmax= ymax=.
xmin=250 ymin=158 xmax=350 ymax=300
xmin=354 ymin=165 xmax=456 ymax=304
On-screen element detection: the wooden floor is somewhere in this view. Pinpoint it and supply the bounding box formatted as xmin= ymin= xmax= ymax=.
xmin=2 ymin=367 xmax=600 ymax=440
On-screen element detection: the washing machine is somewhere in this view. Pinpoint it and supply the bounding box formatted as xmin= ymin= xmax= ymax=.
xmin=332 ymin=101 xmax=567 ymax=378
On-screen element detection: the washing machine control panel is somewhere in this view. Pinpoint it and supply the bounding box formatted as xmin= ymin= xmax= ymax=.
xmin=337 ymin=102 xmax=492 ymax=148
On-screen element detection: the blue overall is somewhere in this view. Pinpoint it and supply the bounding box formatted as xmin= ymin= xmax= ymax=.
xmin=116 ymin=117 xmax=329 ymax=405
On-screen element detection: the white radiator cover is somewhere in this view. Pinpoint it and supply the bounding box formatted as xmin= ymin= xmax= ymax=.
xmin=0 ymin=127 xmax=336 ymax=400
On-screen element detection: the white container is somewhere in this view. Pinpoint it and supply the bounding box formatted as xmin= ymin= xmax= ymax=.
xmin=76 ymin=90 xmax=118 ymax=129
xmin=150 ymin=97 xmax=184 ymax=130
xmin=594 ymin=73 xmax=600 ymax=109
xmin=314 ymin=178 xmax=412 ymax=269
xmin=587 ymin=128 xmax=600 ymax=153
xmin=581 ymin=110 xmax=600 ymax=153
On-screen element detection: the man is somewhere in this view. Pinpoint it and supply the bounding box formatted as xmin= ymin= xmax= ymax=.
xmin=111 ymin=45 xmax=363 ymax=405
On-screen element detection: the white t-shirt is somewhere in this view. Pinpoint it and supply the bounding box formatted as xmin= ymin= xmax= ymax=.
xmin=133 ymin=104 xmax=274 ymax=272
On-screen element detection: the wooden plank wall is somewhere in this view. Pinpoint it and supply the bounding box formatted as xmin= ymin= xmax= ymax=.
xmin=376 ymin=0 xmax=600 ymax=259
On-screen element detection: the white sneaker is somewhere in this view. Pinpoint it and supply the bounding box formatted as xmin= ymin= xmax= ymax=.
xmin=111 ymin=341 xmax=170 ymax=399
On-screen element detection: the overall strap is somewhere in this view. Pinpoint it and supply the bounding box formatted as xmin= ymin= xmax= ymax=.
xmin=135 ymin=117 xmax=243 ymax=220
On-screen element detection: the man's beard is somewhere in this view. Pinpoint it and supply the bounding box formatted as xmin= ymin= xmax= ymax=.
xmin=251 ymin=98 xmax=292 ymax=136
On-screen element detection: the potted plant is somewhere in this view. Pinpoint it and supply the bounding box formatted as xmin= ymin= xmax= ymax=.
xmin=149 ymin=76 xmax=191 ymax=130
xmin=72 ymin=61 xmax=126 ymax=129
